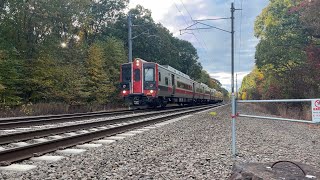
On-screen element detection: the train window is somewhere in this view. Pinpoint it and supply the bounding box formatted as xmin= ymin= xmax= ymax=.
xmin=134 ymin=69 xmax=140 ymax=81
xmin=121 ymin=64 xmax=131 ymax=82
xmin=177 ymin=81 xmax=181 ymax=88
xmin=159 ymin=72 xmax=161 ymax=81
xmin=144 ymin=68 xmax=154 ymax=81
xmin=177 ymin=81 xmax=193 ymax=90
xmin=165 ymin=77 xmax=168 ymax=85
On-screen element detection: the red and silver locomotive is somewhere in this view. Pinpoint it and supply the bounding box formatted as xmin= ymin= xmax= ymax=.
xmin=120 ymin=58 xmax=223 ymax=107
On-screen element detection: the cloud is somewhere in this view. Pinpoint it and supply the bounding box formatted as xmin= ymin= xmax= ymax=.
xmin=129 ymin=0 xmax=173 ymax=22
xmin=130 ymin=0 xmax=269 ymax=91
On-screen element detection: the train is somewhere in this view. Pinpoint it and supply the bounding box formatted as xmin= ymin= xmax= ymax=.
xmin=120 ymin=58 xmax=223 ymax=107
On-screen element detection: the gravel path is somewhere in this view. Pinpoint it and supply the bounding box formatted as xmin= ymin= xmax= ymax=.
xmin=0 ymin=104 xmax=319 ymax=179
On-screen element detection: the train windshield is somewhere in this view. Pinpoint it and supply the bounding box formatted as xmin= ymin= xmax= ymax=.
xmin=144 ymin=68 xmax=154 ymax=81
xmin=134 ymin=69 xmax=140 ymax=81
xmin=121 ymin=64 xmax=131 ymax=82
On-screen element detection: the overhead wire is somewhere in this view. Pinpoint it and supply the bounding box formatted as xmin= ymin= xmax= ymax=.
xmin=173 ymin=2 xmax=190 ymax=32
xmin=172 ymin=0 xmax=210 ymax=58
xmin=174 ymin=2 xmax=203 ymax=48
xmin=178 ymin=0 xmax=209 ymax=52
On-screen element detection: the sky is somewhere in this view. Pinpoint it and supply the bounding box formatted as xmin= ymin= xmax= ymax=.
xmin=129 ymin=0 xmax=269 ymax=91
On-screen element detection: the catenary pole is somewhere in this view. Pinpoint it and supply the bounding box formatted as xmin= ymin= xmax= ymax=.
xmin=178 ymin=2 xmax=238 ymax=157
xmin=231 ymin=2 xmax=237 ymax=157
xmin=128 ymin=12 xmax=132 ymax=62
xmin=127 ymin=0 xmax=132 ymax=111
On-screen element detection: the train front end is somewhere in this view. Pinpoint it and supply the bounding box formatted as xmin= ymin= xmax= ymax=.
xmin=120 ymin=58 xmax=158 ymax=107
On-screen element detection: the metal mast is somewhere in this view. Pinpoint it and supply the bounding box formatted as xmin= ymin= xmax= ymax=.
xmin=231 ymin=2 xmax=237 ymax=157
xmin=128 ymin=11 xmax=133 ymax=62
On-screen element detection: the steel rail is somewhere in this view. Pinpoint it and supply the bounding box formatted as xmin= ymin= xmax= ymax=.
xmin=0 ymin=105 xmax=220 ymax=165
xmin=0 ymin=104 xmax=218 ymax=145
xmin=0 ymin=110 xmax=146 ymax=129
xmin=0 ymin=109 xmax=133 ymax=122
xmin=0 ymin=105 xmax=203 ymax=129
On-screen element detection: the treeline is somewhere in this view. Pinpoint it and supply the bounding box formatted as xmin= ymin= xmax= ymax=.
xmin=0 ymin=0 xmax=227 ymax=114
xmin=240 ymin=0 xmax=320 ymax=100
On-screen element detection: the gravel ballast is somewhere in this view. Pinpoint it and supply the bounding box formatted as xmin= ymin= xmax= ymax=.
xmin=0 ymin=104 xmax=319 ymax=179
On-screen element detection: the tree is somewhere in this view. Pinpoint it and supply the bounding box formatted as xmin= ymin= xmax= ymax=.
xmin=84 ymin=37 xmax=126 ymax=104
xmin=239 ymin=67 xmax=265 ymax=100
xmin=85 ymin=42 xmax=111 ymax=104
xmin=0 ymin=0 xmax=217 ymax=112
xmin=102 ymin=37 xmax=127 ymax=102
xmin=0 ymin=58 xmax=24 ymax=105
xmin=242 ymin=0 xmax=319 ymax=100
xmin=254 ymin=0 xmax=308 ymax=72
xmin=0 ymin=0 xmax=128 ymax=107
xmin=299 ymin=0 xmax=320 ymax=38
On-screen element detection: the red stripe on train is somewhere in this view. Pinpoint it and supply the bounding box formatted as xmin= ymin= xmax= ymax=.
xmin=175 ymin=88 xmax=194 ymax=95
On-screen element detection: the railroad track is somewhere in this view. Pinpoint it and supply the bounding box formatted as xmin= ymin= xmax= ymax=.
xmin=0 ymin=109 xmax=147 ymax=129
xmin=0 ymin=105 xmax=197 ymax=129
xmin=0 ymin=104 xmax=222 ymax=165
xmin=0 ymin=104 xmax=211 ymax=145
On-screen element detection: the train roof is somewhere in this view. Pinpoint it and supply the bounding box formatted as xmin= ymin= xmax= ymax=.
xmin=131 ymin=58 xmax=191 ymax=80
xmin=160 ymin=65 xmax=191 ymax=79
xmin=134 ymin=58 xmax=147 ymax=62
xmin=200 ymin=83 xmax=209 ymax=87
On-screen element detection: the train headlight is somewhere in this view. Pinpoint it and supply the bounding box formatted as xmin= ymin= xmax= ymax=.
xmin=122 ymin=90 xmax=127 ymax=94
xmin=150 ymin=90 xmax=154 ymax=93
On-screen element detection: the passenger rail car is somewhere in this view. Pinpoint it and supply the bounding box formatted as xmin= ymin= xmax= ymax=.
xmin=120 ymin=58 xmax=223 ymax=107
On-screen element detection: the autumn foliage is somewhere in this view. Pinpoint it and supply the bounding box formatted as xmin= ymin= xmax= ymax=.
xmin=240 ymin=0 xmax=320 ymax=100
xmin=0 ymin=1 xmax=228 ymax=116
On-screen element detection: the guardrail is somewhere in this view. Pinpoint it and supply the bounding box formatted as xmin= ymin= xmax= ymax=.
xmin=238 ymin=99 xmax=320 ymax=124
xmin=231 ymin=98 xmax=320 ymax=157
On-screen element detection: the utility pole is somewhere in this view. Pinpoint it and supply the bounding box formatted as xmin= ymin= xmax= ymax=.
xmin=127 ymin=5 xmax=159 ymax=63
xmin=128 ymin=12 xmax=133 ymax=63
xmin=231 ymin=2 xmax=237 ymax=157
xmin=178 ymin=3 xmax=240 ymax=157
